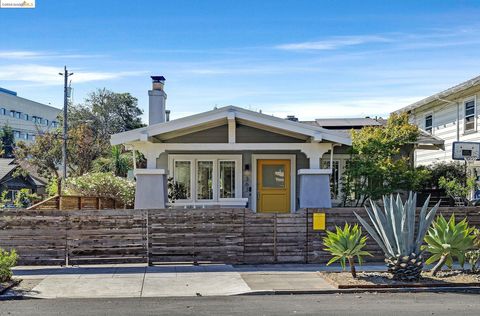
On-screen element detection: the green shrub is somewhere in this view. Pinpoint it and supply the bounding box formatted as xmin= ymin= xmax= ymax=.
xmin=323 ymin=223 xmax=371 ymax=278
xmin=465 ymin=250 xmax=480 ymax=273
xmin=472 ymin=228 xmax=480 ymax=249
xmin=64 ymin=172 xmax=135 ymax=207
xmin=438 ymin=176 xmax=475 ymax=205
xmin=423 ymin=214 xmax=475 ymax=276
xmin=0 ymin=248 xmax=18 ymax=282
xmin=419 ymin=161 xmax=466 ymax=189
xmin=13 ymin=189 xmax=41 ymax=208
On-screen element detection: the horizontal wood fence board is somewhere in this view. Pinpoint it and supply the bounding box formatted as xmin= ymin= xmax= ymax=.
xmin=1 ymin=207 xmax=479 ymax=265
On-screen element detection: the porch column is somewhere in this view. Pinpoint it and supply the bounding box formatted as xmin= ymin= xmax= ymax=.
xmin=134 ymin=169 xmax=168 ymax=209
xmin=298 ymin=169 xmax=332 ymax=208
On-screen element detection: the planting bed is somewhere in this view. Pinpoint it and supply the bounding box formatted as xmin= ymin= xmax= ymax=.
xmin=320 ymin=271 xmax=480 ymax=289
xmin=0 ymin=279 xmax=19 ymax=295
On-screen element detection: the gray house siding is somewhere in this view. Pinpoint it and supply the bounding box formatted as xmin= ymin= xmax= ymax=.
xmin=162 ymin=124 xmax=305 ymax=144
xmin=163 ymin=125 xmax=228 ymax=143
xmin=236 ymin=124 xmax=304 ymax=143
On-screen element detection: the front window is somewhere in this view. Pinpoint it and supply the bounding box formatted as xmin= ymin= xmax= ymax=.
xmin=173 ymin=161 xmax=191 ymax=200
xmin=169 ymin=155 xmax=241 ymax=203
xmin=262 ymin=164 xmax=285 ymax=188
xmin=425 ymin=114 xmax=433 ymax=134
xmin=197 ymin=161 xmax=213 ymax=200
xmin=219 ymin=161 xmax=235 ymax=198
xmin=465 ymin=99 xmax=476 ymax=133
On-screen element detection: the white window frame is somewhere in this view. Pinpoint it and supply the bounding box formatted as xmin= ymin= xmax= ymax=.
xmin=464 ymin=96 xmax=477 ymax=134
xmin=168 ymin=154 xmax=243 ymax=205
xmin=424 ymin=112 xmax=434 ymax=134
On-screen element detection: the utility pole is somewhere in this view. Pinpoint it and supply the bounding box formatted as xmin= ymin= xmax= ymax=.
xmin=59 ymin=66 xmax=74 ymax=182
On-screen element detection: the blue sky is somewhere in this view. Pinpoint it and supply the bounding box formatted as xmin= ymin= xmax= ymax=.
xmin=1 ymin=0 xmax=480 ymax=122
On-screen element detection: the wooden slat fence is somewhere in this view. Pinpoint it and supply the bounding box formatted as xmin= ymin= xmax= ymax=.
xmin=148 ymin=209 xmax=244 ymax=264
xmin=67 ymin=210 xmax=147 ymax=264
xmin=0 ymin=207 xmax=479 ymax=265
xmin=28 ymin=195 xmax=123 ymax=210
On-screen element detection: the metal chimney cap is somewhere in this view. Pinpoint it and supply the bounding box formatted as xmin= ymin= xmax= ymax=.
xmin=151 ymin=76 xmax=166 ymax=82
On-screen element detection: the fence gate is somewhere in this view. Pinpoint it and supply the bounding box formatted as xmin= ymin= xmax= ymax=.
xmin=66 ymin=210 xmax=148 ymax=264
xmin=147 ymin=209 xmax=244 ymax=264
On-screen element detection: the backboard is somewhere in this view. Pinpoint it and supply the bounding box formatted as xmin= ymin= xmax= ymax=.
xmin=452 ymin=141 xmax=480 ymax=160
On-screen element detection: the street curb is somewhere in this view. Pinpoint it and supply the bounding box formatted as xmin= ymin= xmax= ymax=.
xmin=238 ymin=286 xmax=480 ymax=296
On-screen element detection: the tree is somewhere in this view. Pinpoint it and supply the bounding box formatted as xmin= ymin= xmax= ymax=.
xmin=15 ymin=89 xmax=144 ymax=179
xmin=0 ymin=125 xmax=15 ymax=158
xmin=67 ymin=124 xmax=105 ymax=176
xmin=92 ymin=145 xmax=133 ymax=177
xmin=68 ymin=89 xmax=144 ymax=147
xmin=341 ymin=113 xmax=430 ymax=206
xmin=15 ymin=131 xmax=62 ymax=179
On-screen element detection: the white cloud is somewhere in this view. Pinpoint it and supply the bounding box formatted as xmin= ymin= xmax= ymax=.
xmin=0 ymin=50 xmax=106 ymax=60
xmin=255 ymin=97 xmax=423 ymax=120
xmin=0 ymin=64 xmax=147 ymax=85
xmin=276 ymin=35 xmax=391 ymax=51
xmin=0 ymin=51 xmax=44 ymax=59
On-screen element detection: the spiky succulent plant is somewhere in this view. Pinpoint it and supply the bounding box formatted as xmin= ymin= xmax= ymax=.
xmin=354 ymin=192 xmax=440 ymax=281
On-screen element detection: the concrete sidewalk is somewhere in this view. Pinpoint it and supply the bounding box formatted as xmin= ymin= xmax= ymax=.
xmin=7 ymin=263 xmax=387 ymax=299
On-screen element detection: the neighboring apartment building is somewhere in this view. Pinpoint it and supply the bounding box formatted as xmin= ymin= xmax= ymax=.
xmin=394 ymin=75 xmax=480 ymax=166
xmin=0 ymin=87 xmax=61 ymax=142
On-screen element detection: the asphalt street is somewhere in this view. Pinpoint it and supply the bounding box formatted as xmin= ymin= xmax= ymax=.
xmin=1 ymin=292 xmax=479 ymax=316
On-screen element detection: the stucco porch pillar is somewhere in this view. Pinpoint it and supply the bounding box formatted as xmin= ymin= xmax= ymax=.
xmin=298 ymin=169 xmax=332 ymax=208
xmin=134 ymin=169 xmax=168 ymax=209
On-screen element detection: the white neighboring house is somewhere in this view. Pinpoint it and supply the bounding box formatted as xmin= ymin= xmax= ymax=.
xmin=393 ymin=75 xmax=480 ymax=166
xmin=0 ymin=87 xmax=61 ymax=142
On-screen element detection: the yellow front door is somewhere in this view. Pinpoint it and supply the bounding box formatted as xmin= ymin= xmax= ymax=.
xmin=257 ymin=159 xmax=290 ymax=213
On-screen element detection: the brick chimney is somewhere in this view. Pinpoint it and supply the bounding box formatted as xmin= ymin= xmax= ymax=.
xmin=149 ymin=76 xmax=167 ymax=125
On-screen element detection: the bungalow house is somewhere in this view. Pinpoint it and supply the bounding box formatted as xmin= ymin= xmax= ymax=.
xmin=112 ymin=76 xmax=353 ymax=211
xmin=112 ymin=76 xmax=444 ymax=210
xmin=0 ymin=158 xmax=46 ymax=204
xmin=393 ymin=75 xmax=480 ymax=166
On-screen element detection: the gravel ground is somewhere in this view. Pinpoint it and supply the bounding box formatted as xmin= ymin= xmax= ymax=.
xmin=321 ymin=270 xmax=480 ymax=287
xmin=2 ymin=278 xmax=42 ymax=297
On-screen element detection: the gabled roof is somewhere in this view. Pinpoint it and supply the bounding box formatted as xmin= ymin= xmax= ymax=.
xmin=314 ymin=117 xmax=383 ymax=128
xmin=111 ymin=106 xmax=352 ymax=146
xmin=394 ymin=75 xmax=480 ymax=114
xmin=0 ymin=158 xmax=17 ymax=182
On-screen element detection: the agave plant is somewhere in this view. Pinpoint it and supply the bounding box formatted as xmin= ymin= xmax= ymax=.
xmin=323 ymin=223 xmax=372 ymax=278
xmin=354 ymin=192 xmax=440 ymax=281
xmin=422 ymin=214 xmax=475 ymax=276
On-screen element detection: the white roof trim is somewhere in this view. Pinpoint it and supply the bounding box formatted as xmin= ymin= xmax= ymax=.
xmin=393 ymin=75 xmax=480 ymax=114
xmin=111 ymin=105 xmax=351 ymax=146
